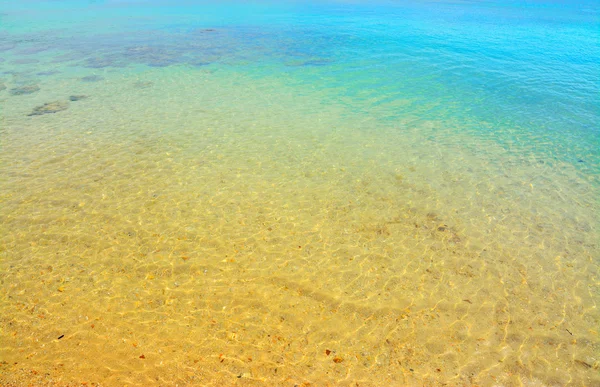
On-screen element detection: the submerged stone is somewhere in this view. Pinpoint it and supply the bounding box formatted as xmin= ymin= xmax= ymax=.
xmin=81 ymin=75 xmax=105 ymax=82
xmin=10 ymin=84 xmax=40 ymax=95
xmin=0 ymin=83 xmax=6 ymax=91
xmin=28 ymin=101 xmax=69 ymax=116
xmin=69 ymin=95 xmax=88 ymax=101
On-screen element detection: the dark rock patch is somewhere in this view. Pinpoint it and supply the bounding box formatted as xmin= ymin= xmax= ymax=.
xmin=10 ymin=84 xmax=40 ymax=95
xmin=0 ymin=83 xmax=6 ymax=91
xmin=28 ymin=101 xmax=69 ymax=116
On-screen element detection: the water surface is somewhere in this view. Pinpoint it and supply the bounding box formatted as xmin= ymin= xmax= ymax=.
xmin=1 ymin=0 xmax=599 ymax=385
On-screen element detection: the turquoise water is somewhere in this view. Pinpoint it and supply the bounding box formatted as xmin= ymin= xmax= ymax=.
xmin=2 ymin=0 xmax=598 ymax=137
xmin=1 ymin=1 xmax=599 ymax=385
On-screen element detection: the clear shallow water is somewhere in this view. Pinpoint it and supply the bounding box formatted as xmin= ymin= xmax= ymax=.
xmin=0 ymin=1 xmax=598 ymax=385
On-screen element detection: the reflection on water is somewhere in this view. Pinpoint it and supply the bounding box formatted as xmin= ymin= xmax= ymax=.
xmin=1 ymin=1 xmax=598 ymax=386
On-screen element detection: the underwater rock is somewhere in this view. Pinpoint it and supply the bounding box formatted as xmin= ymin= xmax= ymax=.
xmin=81 ymin=75 xmax=104 ymax=82
xmin=69 ymin=95 xmax=88 ymax=101
xmin=132 ymin=81 xmax=153 ymax=89
xmin=10 ymin=84 xmax=40 ymax=95
xmin=0 ymin=83 xmax=6 ymax=91
xmin=28 ymin=101 xmax=69 ymax=116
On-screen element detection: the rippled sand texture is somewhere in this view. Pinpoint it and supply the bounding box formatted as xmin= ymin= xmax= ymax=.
xmin=1 ymin=66 xmax=598 ymax=386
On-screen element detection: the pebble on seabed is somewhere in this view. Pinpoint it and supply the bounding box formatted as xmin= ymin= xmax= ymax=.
xmin=28 ymin=101 xmax=69 ymax=116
